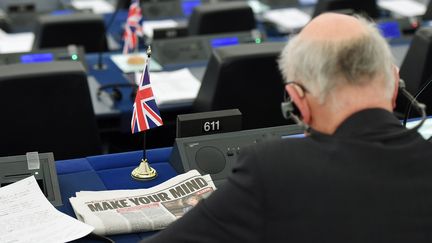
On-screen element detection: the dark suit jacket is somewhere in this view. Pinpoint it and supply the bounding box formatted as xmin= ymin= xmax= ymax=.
xmin=144 ymin=109 xmax=432 ymax=243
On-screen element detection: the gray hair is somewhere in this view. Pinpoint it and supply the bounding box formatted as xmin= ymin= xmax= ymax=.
xmin=278 ymin=16 xmax=395 ymax=103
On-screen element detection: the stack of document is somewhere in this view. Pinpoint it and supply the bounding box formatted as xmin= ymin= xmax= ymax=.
xmin=0 ymin=176 xmax=94 ymax=242
xmin=70 ymin=0 xmax=114 ymax=14
xmin=135 ymin=68 xmax=201 ymax=105
xmin=111 ymin=53 xmax=201 ymax=106
xmin=0 ymin=29 xmax=34 ymax=54
xmin=262 ymin=8 xmax=311 ymax=33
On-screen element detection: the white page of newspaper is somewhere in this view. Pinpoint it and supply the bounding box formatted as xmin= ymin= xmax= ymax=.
xmin=70 ymin=170 xmax=216 ymax=235
xmin=75 ymin=172 xmax=215 ymax=198
xmin=0 ymin=176 xmax=94 ymax=243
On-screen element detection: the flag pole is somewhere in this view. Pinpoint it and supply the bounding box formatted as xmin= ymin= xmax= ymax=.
xmin=142 ymin=132 xmax=147 ymax=160
xmin=131 ymin=46 xmax=157 ymax=181
xmin=142 ymin=45 xmax=150 ymax=161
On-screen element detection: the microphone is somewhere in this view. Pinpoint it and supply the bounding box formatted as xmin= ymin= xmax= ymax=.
xmin=97 ymin=82 xmax=137 ymax=102
xmin=400 ymin=79 xmax=428 ymax=130
xmin=93 ymin=0 xmax=126 ymax=70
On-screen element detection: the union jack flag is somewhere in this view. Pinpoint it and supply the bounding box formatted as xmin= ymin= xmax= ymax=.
xmin=131 ymin=61 xmax=163 ymax=133
xmin=123 ymin=0 xmax=144 ymax=54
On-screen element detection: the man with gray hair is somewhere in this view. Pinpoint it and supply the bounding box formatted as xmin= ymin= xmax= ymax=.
xmin=279 ymin=13 xmax=398 ymax=134
xmin=143 ymin=13 xmax=432 ymax=243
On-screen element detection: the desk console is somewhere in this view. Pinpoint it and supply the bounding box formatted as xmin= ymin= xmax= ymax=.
xmin=0 ymin=152 xmax=62 ymax=206
xmin=142 ymin=0 xmax=211 ymax=19
xmin=152 ymin=31 xmax=261 ymax=68
xmin=170 ymin=124 xmax=303 ymax=186
xmin=0 ymin=45 xmax=87 ymax=70
xmin=142 ymin=0 xmax=184 ymax=19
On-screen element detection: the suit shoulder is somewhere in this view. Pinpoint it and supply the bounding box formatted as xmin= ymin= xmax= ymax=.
xmin=237 ymin=136 xmax=321 ymax=169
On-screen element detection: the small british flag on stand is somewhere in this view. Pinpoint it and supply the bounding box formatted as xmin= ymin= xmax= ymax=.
xmin=131 ymin=59 xmax=163 ymax=133
xmin=123 ymin=0 xmax=144 ymax=54
xmin=130 ymin=47 xmax=162 ymax=181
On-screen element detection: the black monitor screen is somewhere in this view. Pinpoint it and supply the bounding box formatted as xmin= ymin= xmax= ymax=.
xmin=313 ymin=0 xmax=379 ymax=18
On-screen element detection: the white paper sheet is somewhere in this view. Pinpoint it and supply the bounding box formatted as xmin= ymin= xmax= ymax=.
xmin=0 ymin=176 xmax=94 ymax=243
xmin=71 ymin=0 xmax=114 ymax=14
xmin=299 ymin=0 xmax=317 ymax=5
xmin=378 ymin=0 xmax=426 ymax=17
xmin=136 ymin=68 xmax=201 ymax=105
xmin=247 ymin=0 xmax=269 ymax=14
xmin=142 ymin=20 xmax=179 ymax=39
xmin=406 ymin=118 xmax=432 ymax=140
xmin=263 ymin=8 xmax=311 ymax=32
xmin=0 ymin=29 xmax=34 ymax=54
xmin=111 ymin=53 xmax=163 ymax=72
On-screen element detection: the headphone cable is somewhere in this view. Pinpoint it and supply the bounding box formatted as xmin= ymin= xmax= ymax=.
xmin=402 ymin=78 xmax=432 ymax=128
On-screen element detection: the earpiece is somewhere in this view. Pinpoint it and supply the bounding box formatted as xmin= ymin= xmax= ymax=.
xmin=280 ymin=90 xmax=308 ymax=130
xmin=280 ymin=78 xmax=428 ymax=139
xmin=280 ymin=99 xmax=293 ymax=120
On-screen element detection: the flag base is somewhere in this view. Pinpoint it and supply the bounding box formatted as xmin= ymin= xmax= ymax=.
xmin=131 ymin=159 xmax=157 ymax=181
xmin=127 ymin=55 xmax=146 ymax=65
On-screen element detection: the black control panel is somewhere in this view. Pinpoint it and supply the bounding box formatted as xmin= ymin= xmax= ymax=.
xmin=170 ymin=124 xmax=303 ymax=186
xmin=142 ymin=0 xmax=184 ymax=19
xmin=0 ymin=152 xmax=62 ymax=206
xmin=260 ymin=0 xmax=300 ymax=7
xmin=0 ymin=45 xmax=87 ymax=71
xmin=152 ymin=31 xmax=261 ymax=68
xmin=141 ymin=0 xmax=213 ymax=19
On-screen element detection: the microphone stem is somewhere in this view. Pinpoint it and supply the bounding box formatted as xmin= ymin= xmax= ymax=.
xmin=94 ymin=0 xmax=122 ymax=70
xmin=401 ymin=88 xmax=427 ymax=130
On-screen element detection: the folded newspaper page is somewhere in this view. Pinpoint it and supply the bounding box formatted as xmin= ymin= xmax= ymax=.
xmin=70 ymin=170 xmax=216 ymax=235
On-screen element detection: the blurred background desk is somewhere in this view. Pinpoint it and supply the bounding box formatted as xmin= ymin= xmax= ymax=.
xmin=85 ymin=38 xmax=412 ymax=152
xmin=86 ymin=51 xmax=207 ymax=151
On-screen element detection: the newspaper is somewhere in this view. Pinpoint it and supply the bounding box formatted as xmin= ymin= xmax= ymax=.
xmin=69 ymin=170 xmax=216 ymax=235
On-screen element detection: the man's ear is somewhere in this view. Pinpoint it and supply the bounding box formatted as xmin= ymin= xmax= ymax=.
xmin=391 ymin=65 xmax=400 ymax=109
xmin=285 ymin=84 xmax=311 ymax=124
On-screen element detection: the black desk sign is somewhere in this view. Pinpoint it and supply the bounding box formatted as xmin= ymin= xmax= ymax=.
xmin=176 ymin=109 xmax=242 ymax=138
